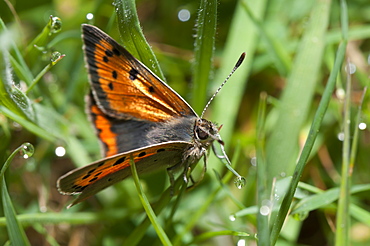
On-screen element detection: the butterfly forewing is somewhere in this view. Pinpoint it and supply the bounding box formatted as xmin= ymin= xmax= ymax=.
xmin=82 ymin=24 xmax=196 ymax=122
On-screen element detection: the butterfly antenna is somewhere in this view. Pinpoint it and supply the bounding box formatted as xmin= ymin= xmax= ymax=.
xmin=200 ymin=52 xmax=246 ymax=118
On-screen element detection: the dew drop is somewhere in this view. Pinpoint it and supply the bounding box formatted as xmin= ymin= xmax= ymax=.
xmin=359 ymin=122 xmax=367 ymax=130
xmin=274 ymin=193 xmax=281 ymax=201
xmin=250 ymin=156 xmax=257 ymax=166
xmin=50 ymin=52 xmax=65 ymax=65
xmin=178 ymin=9 xmax=191 ymax=22
xmin=337 ymin=132 xmax=344 ymax=141
xmin=55 ymin=146 xmax=66 ymax=157
xmin=345 ymin=62 xmax=356 ymax=74
xmin=260 ymin=199 xmax=273 ymax=216
xmin=20 ymin=143 xmax=34 ymax=159
xmin=229 ymin=214 xmax=236 ymax=221
xmin=237 ymin=239 xmax=246 ymax=246
xmin=40 ymin=206 xmax=47 ymax=213
xmin=12 ymin=122 xmax=22 ymax=131
xmin=86 ymin=13 xmax=94 ymax=20
xmin=234 ymin=176 xmax=246 ymax=189
xmin=259 ymin=205 xmax=271 ymax=216
xmin=51 ymin=51 xmax=62 ymax=63
xmin=336 ymin=88 xmax=345 ymax=100
xmin=50 ymin=16 xmax=62 ymax=34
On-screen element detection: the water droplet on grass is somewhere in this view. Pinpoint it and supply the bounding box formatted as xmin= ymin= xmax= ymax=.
xmin=20 ymin=143 xmax=34 ymax=159
xmin=234 ymin=176 xmax=246 ymax=189
xmin=50 ymin=16 xmax=62 ymax=34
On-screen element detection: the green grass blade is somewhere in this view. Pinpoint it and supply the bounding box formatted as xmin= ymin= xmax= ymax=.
xmin=25 ymin=16 xmax=62 ymax=62
xmin=0 ymin=35 xmax=67 ymax=142
xmin=292 ymin=184 xmax=370 ymax=214
xmin=241 ymin=1 xmax=291 ymax=75
xmin=191 ymin=0 xmax=217 ymax=114
xmin=26 ymin=52 xmax=65 ymax=93
xmin=123 ymin=176 xmax=183 ymax=245
xmin=1 ymin=144 xmax=33 ymax=246
xmin=265 ymin=0 xmax=332 ymax=179
xmin=350 ymin=204 xmax=370 ymax=227
xmin=0 ymin=106 xmax=58 ymax=142
xmin=0 ymin=210 xmax=130 ymax=226
xmin=335 ymin=2 xmax=351 ymax=244
xmin=2 ymin=179 xmax=31 ymax=246
xmin=0 ymin=18 xmax=34 ymax=85
xmin=114 ymin=0 xmax=165 ymax=81
xmin=335 ymin=64 xmax=351 ymax=246
xmin=270 ymin=38 xmax=347 ymax=246
xmin=349 ymin=87 xmax=367 ymax=177
xmin=0 ymin=51 xmax=35 ymax=122
xmin=256 ymin=92 xmax=270 ymax=245
xmin=129 ymin=157 xmax=172 ymax=246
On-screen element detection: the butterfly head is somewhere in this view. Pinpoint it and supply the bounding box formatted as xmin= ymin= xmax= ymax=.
xmin=194 ymin=118 xmax=225 ymax=150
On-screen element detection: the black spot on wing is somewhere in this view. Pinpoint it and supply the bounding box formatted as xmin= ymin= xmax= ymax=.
xmin=72 ymin=185 xmax=87 ymax=192
xmin=113 ymin=48 xmax=120 ymax=56
xmin=82 ymin=174 xmax=90 ymax=180
xmin=94 ymin=171 xmax=103 ymax=177
xmin=87 ymin=168 xmax=96 ymax=174
xmin=105 ymin=49 xmax=114 ymax=57
xmin=138 ymin=151 xmax=146 ymax=157
xmin=103 ymin=56 xmax=109 ymax=63
xmin=112 ymin=70 xmax=117 ymax=79
xmin=129 ymin=68 xmax=138 ymax=80
xmin=89 ymin=177 xmax=98 ymax=183
xmin=108 ymin=82 xmax=113 ymax=90
xmin=113 ymin=156 xmax=126 ymax=166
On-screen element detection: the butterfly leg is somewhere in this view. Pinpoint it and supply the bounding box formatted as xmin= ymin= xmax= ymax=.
xmin=166 ymin=167 xmax=176 ymax=196
xmin=185 ymin=148 xmax=208 ymax=191
xmin=194 ymin=150 xmax=208 ymax=184
xmin=166 ymin=160 xmax=185 ymax=196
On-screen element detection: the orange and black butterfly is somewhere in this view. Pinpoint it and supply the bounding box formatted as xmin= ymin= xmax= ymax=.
xmin=57 ymin=24 xmax=245 ymax=207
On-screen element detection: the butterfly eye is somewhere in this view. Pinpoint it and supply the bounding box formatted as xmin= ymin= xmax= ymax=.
xmin=196 ymin=128 xmax=209 ymax=140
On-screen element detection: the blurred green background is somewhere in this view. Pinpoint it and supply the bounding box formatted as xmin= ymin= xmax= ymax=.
xmin=1 ymin=0 xmax=370 ymax=245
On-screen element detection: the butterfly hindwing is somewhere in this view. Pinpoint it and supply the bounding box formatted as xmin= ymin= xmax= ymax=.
xmin=87 ymin=92 xmax=156 ymax=157
xmin=57 ymin=142 xmax=191 ymax=206
xmin=82 ymin=24 xmax=197 ymax=122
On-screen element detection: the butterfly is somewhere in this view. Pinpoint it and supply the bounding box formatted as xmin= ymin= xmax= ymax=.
xmin=57 ymin=24 xmax=245 ymax=207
